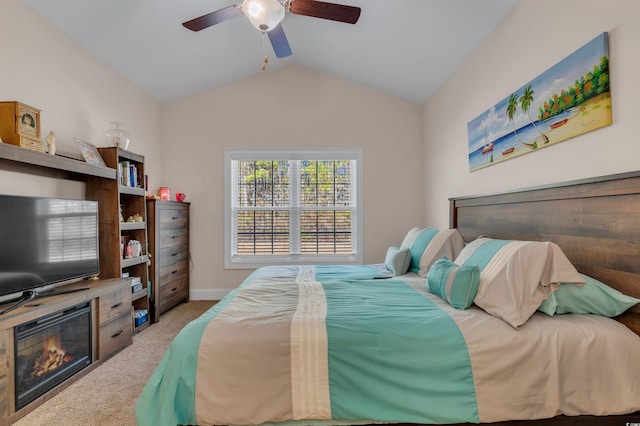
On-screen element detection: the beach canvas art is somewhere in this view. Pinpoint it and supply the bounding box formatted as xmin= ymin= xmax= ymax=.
xmin=467 ymin=32 xmax=611 ymax=172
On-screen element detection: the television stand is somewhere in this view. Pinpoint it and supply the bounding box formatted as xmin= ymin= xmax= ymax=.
xmin=0 ymin=277 xmax=134 ymax=425
xmin=0 ymin=287 xmax=89 ymax=315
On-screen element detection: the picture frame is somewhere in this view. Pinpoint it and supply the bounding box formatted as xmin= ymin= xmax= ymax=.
xmin=467 ymin=32 xmax=611 ymax=171
xmin=74 ymin=138 xmax=106 ymax=167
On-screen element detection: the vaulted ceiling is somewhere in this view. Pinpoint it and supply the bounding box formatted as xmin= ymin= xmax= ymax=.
xmin=22 ymin=0 xmax=518 ymax=104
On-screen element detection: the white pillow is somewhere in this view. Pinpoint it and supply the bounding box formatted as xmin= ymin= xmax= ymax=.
xmin=384 ymin=246 xmax=411 ymax=276
xmin=455 ymin=237 xmax=584 ymax=328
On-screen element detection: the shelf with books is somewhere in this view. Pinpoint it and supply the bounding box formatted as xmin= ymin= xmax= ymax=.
xmin=116 ymin=149 xmax=145 ymax=189
xmin=86 ymin=147 xmax=150 ymax=334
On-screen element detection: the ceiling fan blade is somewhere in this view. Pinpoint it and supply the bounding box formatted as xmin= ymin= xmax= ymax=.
xmin=267 ymin=24 xmax=293 ymax=58
xmin=289 ymin=0 xmax=361 ymax=24
xmin=182 ymin=5 xmax=243 ymax=32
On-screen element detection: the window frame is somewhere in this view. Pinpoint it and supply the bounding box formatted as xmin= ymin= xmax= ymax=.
xmin=224 ymin=148 xmax=363 ymax=269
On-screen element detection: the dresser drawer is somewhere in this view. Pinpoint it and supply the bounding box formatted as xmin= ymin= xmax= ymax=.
xmin=99 ymin=313 xmax=132 ymax=359
xmin=159 ymin=227 xmax=188 ymax=248
xmin=158 ymin=276 xmax=189 ymax=314
xmin=98 ymin=283 xmax=132 ymax=325
xmin=159 ymin=208 xmax=189 ymax=228
xmin=159 ymin=259 xmax=189 ymax=283
xmin=159 ymin=243 xmax=189 ymax=267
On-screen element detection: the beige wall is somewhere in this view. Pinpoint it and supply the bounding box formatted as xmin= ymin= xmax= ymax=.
xmin=423 ymin=0 xmax=640 ymax=228
xmin=0 ymin=0 xmax=162 ymax=199
xmin=1 ymin=1 xmax=423 ymax=300
xmin=6 ymin=0 xmax=636 ymax=300
xmin=161 ymin=65 xmax=424 ymax=298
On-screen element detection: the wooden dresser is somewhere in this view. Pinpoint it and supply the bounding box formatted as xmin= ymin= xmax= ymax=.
xmin=146 ymin=199 xmax=190 ymax=322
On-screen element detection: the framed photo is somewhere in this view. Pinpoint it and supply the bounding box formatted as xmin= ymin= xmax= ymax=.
xmin=74 ymin=138 xmax=106 ymax=167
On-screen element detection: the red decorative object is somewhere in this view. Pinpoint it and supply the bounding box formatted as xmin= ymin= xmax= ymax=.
xmin=175 ymin=193 xmax=186 ymax=202
xmin=158 ymin=187 xmax=170 ymax=200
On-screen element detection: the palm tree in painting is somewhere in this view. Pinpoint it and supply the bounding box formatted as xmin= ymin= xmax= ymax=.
xmin=520 ymin=84 xmax=549 ymax=144
xmin=506 ymin=93 xmax=536 ymax=149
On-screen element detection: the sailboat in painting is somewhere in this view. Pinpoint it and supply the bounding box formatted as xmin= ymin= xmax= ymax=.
xmin=482 ymin=127 xmax=493 ymax=154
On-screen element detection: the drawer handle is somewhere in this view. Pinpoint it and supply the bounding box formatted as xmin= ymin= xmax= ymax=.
xmin=171 ymin=252 xmax=178 ymax=257
xmin=171 ymin=287 xmax=178 ymax=292
xmin=171 ymin=235 xmax=177 ymax=239
xmin=171 ymin=270 xmax=178 ymax=274
xmin=171 ymin=216 xmax=178 ymax=220
xmin=111 ymin=330 xmax=123 ymax=338
xmin=111 ymin=302 xmax=123 ymax=309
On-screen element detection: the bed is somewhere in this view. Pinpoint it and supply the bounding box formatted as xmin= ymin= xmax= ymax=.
xmin=135 ymin=171 xmax=640 ymax=426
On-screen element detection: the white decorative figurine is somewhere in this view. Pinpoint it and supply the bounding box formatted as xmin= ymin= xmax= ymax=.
xmin=46 ymin=131 xmax=56 ymax=155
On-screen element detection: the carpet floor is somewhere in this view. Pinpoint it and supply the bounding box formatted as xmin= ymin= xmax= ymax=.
xmin=13 ymin=300 xmax=217 ymax=426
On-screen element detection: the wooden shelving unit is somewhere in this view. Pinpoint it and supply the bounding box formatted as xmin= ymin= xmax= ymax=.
xmin=86 ymin=147 xmax=150 ymax=333
xmin=0 ymin=144 xmax=143 ymax=424
xmin=0 ymin=142 xmax=115 ymax=180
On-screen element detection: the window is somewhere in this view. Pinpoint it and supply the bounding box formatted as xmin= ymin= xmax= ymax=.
xmin=225 ymin=149 xmax=362 ymax=268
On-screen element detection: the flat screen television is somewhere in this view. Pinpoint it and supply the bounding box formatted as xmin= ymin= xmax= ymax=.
xmin=0 ymin=194 xmax=99 ymax=313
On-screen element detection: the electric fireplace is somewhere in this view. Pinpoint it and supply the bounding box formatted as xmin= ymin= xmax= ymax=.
xmin=14 ymin=302 xmax=92 ymax=409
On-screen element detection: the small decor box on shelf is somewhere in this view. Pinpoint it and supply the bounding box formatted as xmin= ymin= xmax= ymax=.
xmin=130 ymin=276 xmax=143 ymax=293
xmin=0 ymin=101 xmax=43 ymax=152
xmin=134 ymin=309 xmax=148 ymax=327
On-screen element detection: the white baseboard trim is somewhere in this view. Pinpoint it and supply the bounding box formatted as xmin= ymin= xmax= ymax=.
xmin=189 ymin=288 xmax=233 ymax=301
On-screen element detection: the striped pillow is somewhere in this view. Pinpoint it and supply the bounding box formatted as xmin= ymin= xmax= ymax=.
xmin=454 ymin=237 xmax=584 ymax=328
xmin=400 ymin=227 xmax=465 ymax=276
xmin=427 ymin=257 xmax=480 ymax=310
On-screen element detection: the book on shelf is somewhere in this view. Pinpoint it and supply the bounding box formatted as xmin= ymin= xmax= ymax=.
xmin=129 ymin=164 xmax=137 ymax=188
xmin=120 ymin=161 xmax=130 ymax=186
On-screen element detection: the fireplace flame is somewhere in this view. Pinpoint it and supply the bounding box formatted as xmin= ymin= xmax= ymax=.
xmin=31 ymin=337 xmax=72 ymax=377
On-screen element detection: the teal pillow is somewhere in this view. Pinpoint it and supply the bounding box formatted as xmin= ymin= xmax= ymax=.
xmin=538 ymin=274 xmax=640 ymax=317
xmin=399 ymin=227 xmax=464 ymax=276
xmin=384 ymin=246 xmax=411 ymax=276
xmin=427 ymin=257 xmax=480 ymax=310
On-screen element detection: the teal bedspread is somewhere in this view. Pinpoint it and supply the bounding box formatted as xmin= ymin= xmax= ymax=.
xmin=323 ymin=278 xmax=477 ymax=423
xmin=135 ymin=264 xmax=640 ymax=425
xmin=135 ymin=265 xmax=477 ymax=425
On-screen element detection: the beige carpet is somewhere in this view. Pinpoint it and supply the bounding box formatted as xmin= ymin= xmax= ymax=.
xmin=14 ymin=300 xmax=217 ymax=426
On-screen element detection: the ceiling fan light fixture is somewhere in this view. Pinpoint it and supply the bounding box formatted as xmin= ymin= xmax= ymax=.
xmin=242 ymin=0 xmax=285 ymax=32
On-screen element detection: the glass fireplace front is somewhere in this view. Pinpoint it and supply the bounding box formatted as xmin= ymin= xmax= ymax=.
xmin=14 ymin=302 xmax=92 ymax=409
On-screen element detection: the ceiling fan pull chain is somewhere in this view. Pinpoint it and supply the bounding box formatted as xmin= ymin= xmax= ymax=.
xmin=261 ymin=31 xmax=269 ymax=70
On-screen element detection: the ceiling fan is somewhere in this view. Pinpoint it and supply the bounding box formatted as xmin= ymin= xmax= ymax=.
xmin=182 ymin=0 xmax=361 ymax=62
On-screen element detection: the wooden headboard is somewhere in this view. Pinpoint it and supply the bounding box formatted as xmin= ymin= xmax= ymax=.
xmin=449 ymin=170 xmax=640 ymax=336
